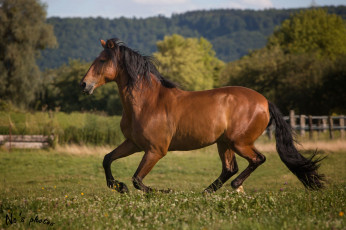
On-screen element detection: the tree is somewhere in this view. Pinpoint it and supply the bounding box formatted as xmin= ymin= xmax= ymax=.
xmin=267 ymin=9 xmax=346 ymax=59
xmin=0 ymin=0 xmax=57 ymax=108
xmin=154 ymin=34 xmax=224 ymax=91
xmin=320 ymin=56 xmax=346 ymax=114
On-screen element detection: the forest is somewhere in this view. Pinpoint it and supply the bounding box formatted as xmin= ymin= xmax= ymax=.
xmin=38 ymin=6 xmax=346 ymax=69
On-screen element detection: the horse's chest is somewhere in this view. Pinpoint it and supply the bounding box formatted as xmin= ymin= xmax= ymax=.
xmin=120 ymin=115 xmax=162 ymax=140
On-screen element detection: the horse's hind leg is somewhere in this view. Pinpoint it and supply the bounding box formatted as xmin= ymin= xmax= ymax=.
xmin=204 ymin=142 xmax=239 ymax=193
xmin=230 ymin=145 xmax=266 ymax=190
xmin=103 ymin=139 xmax=139 ymax=193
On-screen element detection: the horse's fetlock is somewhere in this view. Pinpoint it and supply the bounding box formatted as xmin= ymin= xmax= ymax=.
xmin=231 ymin=180 xmax=242 ymax=189
xmin=132 ymin=177 xmax=142 ymax=190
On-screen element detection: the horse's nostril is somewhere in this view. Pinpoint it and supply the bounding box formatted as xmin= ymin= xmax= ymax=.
xmin=80 ymin=82 xmax=86 ymax=89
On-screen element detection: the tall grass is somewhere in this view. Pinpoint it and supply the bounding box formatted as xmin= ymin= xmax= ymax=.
xmin=0 ymin=111 xmax=124 ymax=146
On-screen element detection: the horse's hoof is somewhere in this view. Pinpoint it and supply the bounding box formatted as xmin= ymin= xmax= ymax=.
xmin=159 ymin=188 xmax=173 ymax=193
xmin=235 ymin=185 xmax=245 ymax=194
xmin=108 ymin=179 xmax=129 ymax=193
xmin=115 ymin=181 xmax=129 ymax=193
xmin=202 ymin=188 xmax=214 ymax=194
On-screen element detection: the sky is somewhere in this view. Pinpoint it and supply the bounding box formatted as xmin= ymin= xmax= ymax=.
xmin=41 ymin=0 xmax=346 ymax=19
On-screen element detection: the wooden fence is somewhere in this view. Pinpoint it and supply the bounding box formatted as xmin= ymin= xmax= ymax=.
xmin=0 ymin=135 xmax=54 ymax=149
xmin=266 ymin=110 xmax=346 ymax=140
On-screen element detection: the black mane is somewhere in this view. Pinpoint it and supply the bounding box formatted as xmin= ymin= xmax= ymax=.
xmin=104 ymin=38 xmax=177 ymax=90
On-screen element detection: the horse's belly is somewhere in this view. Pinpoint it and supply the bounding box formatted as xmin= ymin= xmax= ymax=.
xmin=168 ymin=136 xmax=215 ymax=151
xmin=169 ymin=121 xmax=225 ymax=151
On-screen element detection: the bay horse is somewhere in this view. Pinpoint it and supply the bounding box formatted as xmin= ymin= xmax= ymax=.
xmin=80 ymin=38 xmax=324 ymax=193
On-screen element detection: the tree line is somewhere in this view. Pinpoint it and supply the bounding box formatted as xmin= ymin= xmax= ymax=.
xmin=0 ymin=0 xmax=345 ymax=116
xmin=38 ymin=6 xmax=346 ymax=69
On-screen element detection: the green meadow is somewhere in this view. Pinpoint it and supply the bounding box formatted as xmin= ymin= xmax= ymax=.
xmin=0 ymin=146 xmax=345 ymax=229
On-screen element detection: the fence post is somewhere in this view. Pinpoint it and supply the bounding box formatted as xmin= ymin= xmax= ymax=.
xmin=328 ymin=116 xmax=334 ymax=139
xmin=300 ymin=115 xmax=306 ymax=136
xmin=340 ymin=116 xmax=345 ymax=139
xmin=266 ymin=125 xmax=272 ymax=140
xmin=322 ymin=118 xmax=327 ymax=133
xmin=317 ymin=119 xmax=321 ymax=138
xmin=289 ymin=110 xmax=295 ymax=129
xmin=9 ymin=124 xmax=12 ymax=151
xmin=308 ymin=115 xmax=313 ymax=140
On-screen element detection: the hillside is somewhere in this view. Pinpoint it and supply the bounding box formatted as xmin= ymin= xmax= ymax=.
xmin=38 ymin=6 xmax=346 ymax=69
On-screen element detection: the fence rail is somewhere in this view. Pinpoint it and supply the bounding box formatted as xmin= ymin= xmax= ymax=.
xmin=0 ymin=135 xmax=54 ymax=149
xmin=266 ymin=110 xmax=345 ymax=140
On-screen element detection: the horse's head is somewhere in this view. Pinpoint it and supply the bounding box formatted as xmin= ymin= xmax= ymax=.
xmin=80 ymin=39 xmax=120 ymax=94
xmin=81 ymin=38 xmax=176 ymax=95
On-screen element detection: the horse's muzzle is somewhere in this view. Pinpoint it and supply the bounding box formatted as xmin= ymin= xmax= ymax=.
xmin=80 ymin=81 xmax=95 ymax=95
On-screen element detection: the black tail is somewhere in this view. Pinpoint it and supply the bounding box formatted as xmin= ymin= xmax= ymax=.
xmin=268 ymin=101 xmax=325 ymax=190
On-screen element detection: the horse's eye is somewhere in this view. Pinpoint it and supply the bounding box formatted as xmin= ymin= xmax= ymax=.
xmin=100 ymin=59 xmax=107 ymax=63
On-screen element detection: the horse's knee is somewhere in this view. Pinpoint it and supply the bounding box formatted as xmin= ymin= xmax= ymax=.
xmin=103 ymin=153 xmax=111 ymax=169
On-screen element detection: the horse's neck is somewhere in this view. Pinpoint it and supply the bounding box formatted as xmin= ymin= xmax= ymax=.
xmin=116 ymin=73 xmax=161 ymax=115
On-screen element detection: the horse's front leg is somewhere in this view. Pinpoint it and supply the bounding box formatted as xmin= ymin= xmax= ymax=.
xmin=132 ymin=150 xmax=166 ymax=193
xmin=103 ymin=139 xmax=139 ymax=193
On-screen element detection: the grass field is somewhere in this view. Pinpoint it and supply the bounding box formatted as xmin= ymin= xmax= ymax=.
xmin=0 ymin=145 xmax=345 ymax=229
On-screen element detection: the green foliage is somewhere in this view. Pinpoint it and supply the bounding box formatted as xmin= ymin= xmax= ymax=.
xmin=38 ymin=6 xmax=346 ymax=69
xmin=320 ymin=56 xmax=346 ymax=114
xmin=0 ymin=0 xmax=57 ymax=108
xmin=221 ymin=48 xmax=336 ymax=114
xmin=268 ymin=8 xmax=346 ymax=59
xmin=154 ymin=34 xmax=224 ymax=90
xmin=221 ymin=9 xmax=346 ymax=114
xmin=0 ymin=149 xmax=345 ymax=229
xmin=40 ymin=60 xmax=122 ymax=115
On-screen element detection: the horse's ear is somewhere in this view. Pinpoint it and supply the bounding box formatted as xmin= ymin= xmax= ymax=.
xmin=107 ymin=40 xmax=115 ymax=49
xmin=100 ymin=39 xmax=106 ymax=48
